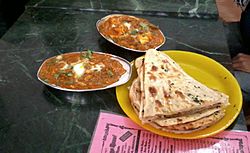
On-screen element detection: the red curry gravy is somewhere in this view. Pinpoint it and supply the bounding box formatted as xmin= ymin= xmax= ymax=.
xmin=98 ymin=14 xmax=165 ymax=51
xmin=38 ymin=51 xmax=126 ymax=90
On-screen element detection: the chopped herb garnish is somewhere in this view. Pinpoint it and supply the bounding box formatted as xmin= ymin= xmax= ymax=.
xmin=66 ymin=72 xmax=73 ymax=77
xmin=194 ymin=85 xmax=200 ymax=88
xmin=86 ymin=49 xmax=93 ymax=58
xmin=139 ymin=22 xmax=149 ymax=31
xmin=193 ymin=97 xmax=200 ymax=103
xmin=54 ymin=73 xmax=60 ymax=79
xmin=54 ymin=70 xmax=73 ymax=79
xmin=130 ymin=29 xmax=138 ymax=35
xmin=187 ymin=93 xmax=203 ymax=103
xmin=107 ymin=70 xmax=114 ymax=77
xmin=81 ymin=49 xmax=93 ymax=59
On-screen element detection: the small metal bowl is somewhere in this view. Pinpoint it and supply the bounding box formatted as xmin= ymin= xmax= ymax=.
xmin=37 ymin=51 xmax=132 ymax=92
xmin=96 ymin=14 xmax=166 ymax=52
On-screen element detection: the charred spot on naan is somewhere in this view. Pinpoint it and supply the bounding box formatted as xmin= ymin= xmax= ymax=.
xmin=147 ymin=72 xmax=157 ymax=81
xmin=175 ymin=90 xmax=185 ymax=99
xmin=149 ymin=74 xmax=157 ymax=81
xmin=151 ymin=65 xmax=158 ymax=71
xmin=155 ymin=100 xmax=163 ymax=108
xmin=177 ymin=118 xmax=183 ymax=122
xmin=162 ymin=59 xmax=168 ymax=63
xmin=163 ymin=90 xmax=171 ymax=100
xmin=149 ymin=86 xmax=157 ymax=97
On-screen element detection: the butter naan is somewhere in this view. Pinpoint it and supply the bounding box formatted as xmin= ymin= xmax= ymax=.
xmin=129 ymin=77 xmax=225 ymax=133
xmin=129 ymin=49 xmax=229 ymax=133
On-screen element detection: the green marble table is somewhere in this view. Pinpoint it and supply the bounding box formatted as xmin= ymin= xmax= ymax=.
xmin=0 ymin=2 xmax=247 ymax=153
xmin=26 ymin=0 xmax=218 ymax=19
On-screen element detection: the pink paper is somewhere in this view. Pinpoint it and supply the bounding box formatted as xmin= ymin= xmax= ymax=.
xmin=88 ymin=112 xmax=250 ymax=153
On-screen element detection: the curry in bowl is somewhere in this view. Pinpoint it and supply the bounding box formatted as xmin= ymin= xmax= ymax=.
xmin=37 ymin=50 xmax=132 ymax=91
xmin=96 ymin=14 xmax=165 ymax=52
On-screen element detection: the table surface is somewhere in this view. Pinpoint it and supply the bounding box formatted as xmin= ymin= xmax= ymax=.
xmin=26 ymin=0 xmax=218 ymax=19
xmin=0 ymin=1 xmax=247 ymax=153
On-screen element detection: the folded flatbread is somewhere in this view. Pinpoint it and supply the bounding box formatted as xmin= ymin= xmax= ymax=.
xmin=129 ymin=49 xmax=229 ymax=133
xmin=129 ymin=77 xmax=225 ymax=133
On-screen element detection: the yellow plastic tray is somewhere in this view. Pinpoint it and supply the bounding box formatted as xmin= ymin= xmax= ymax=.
xmin=116 ymin=50 xmax=242 ymax=139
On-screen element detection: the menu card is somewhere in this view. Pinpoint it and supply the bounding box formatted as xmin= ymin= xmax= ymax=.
xmin=88 ymin=112 xmax=250 ymax=153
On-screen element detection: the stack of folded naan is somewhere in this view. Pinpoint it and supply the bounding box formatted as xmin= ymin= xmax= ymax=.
xmin=129 ymin=49 xmax=229 ymax=133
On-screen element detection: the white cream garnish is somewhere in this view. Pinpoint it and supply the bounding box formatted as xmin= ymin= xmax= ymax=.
xmin=124 ymin=22 xmax=131 ymax=29
xmin=56 ymin=55 xmax=63 ymax=60
xmin=60 ymin=63 xmax=69 ymax=70
xmin=73 ymin=63 xmax=85 ymax=77
xmin=90 ymin=64 xmax=105 ymax=72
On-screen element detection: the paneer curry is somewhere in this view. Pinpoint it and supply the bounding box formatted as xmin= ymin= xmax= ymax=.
xmin=97 ymin=14 xmax=165 ymax=51
xmin=38 ymin=50 xmax=126 ymax=90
